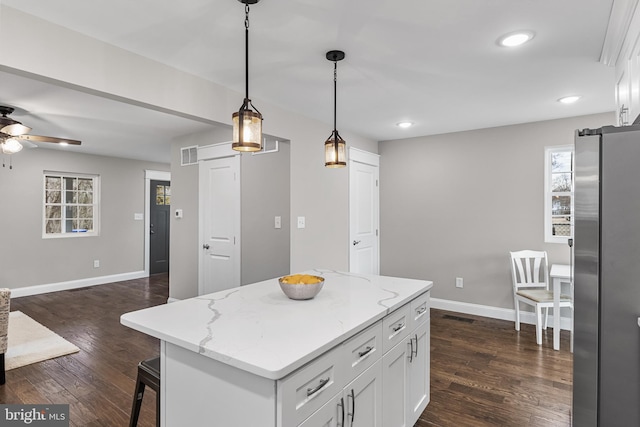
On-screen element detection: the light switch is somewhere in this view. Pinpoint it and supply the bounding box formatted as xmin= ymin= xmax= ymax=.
xmin=275 ymin=216 xmax=282 ymax=229
xmin=297 ymin=216 xmax=306 ymax=229
xmin=134 ymin=213 xmax=143 ymax=220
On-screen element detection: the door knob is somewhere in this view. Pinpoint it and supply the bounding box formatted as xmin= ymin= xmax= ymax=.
xmin=353 ymin=240 xmax=361 ymax=246
xmin=203 ymin=244 xmax=210 ymax=250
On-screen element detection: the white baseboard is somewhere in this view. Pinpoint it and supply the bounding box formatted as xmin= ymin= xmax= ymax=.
xmin=167 ymin=297 xmax=180 ymax=303
xmin=431 ymin=297 xmax=573 ymax=331
xmin=10 ymin=270 xmax=148 ymax=298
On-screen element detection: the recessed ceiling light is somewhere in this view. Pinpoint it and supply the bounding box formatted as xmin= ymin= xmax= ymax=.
xmin=396 ymin=122 xmax=413 ymax=128
xmin=497 ymin=31 xmax=535 ymax=47
xmin=558 ymin=95 xmax=581 ymax=104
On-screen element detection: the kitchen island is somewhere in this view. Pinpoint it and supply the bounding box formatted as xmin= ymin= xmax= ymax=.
xmin=121 ymin=270 xmax=433 ymax=426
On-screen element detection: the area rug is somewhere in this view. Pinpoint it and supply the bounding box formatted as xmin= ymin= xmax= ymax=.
xmin=5 ymin=311 xmax=80 ymax=370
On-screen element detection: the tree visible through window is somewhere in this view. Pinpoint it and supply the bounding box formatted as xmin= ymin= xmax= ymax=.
xmin=545 ymin=146 xmax=573 ymax=243
xmin=44 ymin=172 xmax=99 ymax=237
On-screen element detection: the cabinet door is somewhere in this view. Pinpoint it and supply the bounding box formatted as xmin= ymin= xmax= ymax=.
xmin=345 ymin=359 xmax=383 ymax=427
xmin=382 ymin=339 xmax=410 ymax=427
xmin=299 ymin=394 xmax=342 ymax=427
xmin=407 ymin=320 xmax=430 ymax=426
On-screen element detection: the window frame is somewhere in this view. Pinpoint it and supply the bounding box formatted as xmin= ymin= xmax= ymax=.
xmin=42 ymin=171 xmax=100 ymax=239
xmin=544 ymin=145 xmax=574 ymax=244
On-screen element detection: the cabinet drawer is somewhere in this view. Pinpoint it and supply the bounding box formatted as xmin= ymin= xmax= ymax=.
xmin=382 ymin=303 xmax=411 ymax=353
xmin=343 ymin=321 xmax=383 ymax=383
xmin=277 ymin=345 xmax=344 ymax=427
xmin=410 ymin=291 xmax=430 ymax=329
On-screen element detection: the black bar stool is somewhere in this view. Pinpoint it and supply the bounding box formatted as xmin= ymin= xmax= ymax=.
xmin=129 ymin=356 xmax=160 ymax=427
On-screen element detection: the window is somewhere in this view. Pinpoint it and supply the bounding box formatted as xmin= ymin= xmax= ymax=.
xmin=544 ymin=146 xmax=573 ymax=243
xmin=43 ymin=172 xmax=99 ymax=237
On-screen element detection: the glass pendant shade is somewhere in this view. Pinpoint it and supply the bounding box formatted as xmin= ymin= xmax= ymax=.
xmin=324 ymin=133 xmax=346 ymax=168
xmin=232 ymin=104 xmax=262 ymax=152
xmin=1 ymin=138 xmax=23 ymax=154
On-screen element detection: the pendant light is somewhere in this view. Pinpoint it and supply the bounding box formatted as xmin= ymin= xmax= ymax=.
xmin=325 ymin=50 xmax=346 ymax=168
xmin=232 ymin=0 xmax=263 ymax=152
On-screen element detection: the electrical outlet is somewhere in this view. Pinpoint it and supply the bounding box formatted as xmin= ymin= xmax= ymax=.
xmin=275 ymin=216 xmax=281 ymax=229
xmin=297 ymin=216 xmax=306 ymax=229
xmin=94 ymin=260 xmax=100 ymax=268
xmin=456 ymin=277 xmax=463 ymax=288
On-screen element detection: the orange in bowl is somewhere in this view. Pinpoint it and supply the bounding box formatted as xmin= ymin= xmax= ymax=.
xmin=278 ymin=274 xmax=325 ymax=299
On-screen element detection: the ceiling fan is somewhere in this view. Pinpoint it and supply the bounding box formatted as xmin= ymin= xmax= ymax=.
xmin=0 ymin=105 xmax=81 ymax=155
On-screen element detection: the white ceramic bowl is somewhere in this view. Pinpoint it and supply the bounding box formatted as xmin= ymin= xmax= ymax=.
xmin=278 ymin=275 xmax=325 ymax=300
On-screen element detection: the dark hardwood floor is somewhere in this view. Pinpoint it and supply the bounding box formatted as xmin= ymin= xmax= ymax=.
xmin=0 ymin=275 xmax=572 ymax=426
xmin=418 ymin=311 xmax=572 ymax=427
xmin=1 ymin=274 xmax=168 ymax=427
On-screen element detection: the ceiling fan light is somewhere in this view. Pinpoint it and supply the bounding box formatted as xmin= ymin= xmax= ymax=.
xmin=2 ymin=138 xmax=23 ymax=154
xmin=1 ymin=123 xmax=31 ymax=136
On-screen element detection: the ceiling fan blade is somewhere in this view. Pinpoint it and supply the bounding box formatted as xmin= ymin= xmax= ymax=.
xmin=0 ymin=123 xmax=32 ymax=136
xmin=15 ymin=134 xmax=81 ymax=145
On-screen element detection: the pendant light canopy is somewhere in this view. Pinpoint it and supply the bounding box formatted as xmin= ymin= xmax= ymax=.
xmin=232 ymin=0 xmax=263 ymax=152
xmin=325 ymin=50 xmax=346 ymax=168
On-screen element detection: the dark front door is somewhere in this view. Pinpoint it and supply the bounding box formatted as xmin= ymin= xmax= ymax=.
xmin=150 ymin=180 xmax=170 ymax=274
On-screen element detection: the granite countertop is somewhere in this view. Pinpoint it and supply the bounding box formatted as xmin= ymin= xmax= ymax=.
xmin=121 ymin=269 xmax=433 ymax=380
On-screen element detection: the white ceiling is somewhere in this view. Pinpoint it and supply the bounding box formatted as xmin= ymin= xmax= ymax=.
xmin=0 ymin=0 xmax=617 ymax=163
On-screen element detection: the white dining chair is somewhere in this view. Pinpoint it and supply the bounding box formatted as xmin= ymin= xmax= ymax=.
xmin=510 ymin=250 xmax=572 ymax=345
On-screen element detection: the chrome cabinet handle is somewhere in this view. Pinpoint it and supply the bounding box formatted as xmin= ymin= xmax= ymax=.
xmin=306 ymin=377 xmax=329 ymax=397
xmin=202 ymin=244 xmax=210 ymax=250
xmin=349 ymin=388 xmax=356 ymax=423
xmin=416 ymin=306 xmax=427 ymax=315
xmin=392 ymin=322 xmax=405 ymax=333
xmin=408 ymin=337 xmax=414 ymax=363
xmin=358 ymin=346 xmax=374 ymax=358
xmin=338 ymin=397 xmax=345 ymax=426
xmin=412 ymin=334 xmax=418 ymax=358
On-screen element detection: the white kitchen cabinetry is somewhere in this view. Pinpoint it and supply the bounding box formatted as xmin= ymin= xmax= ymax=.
xmin=407 ymin=320 xmax=430 ymax=424
xmin=606 ymin=0 xmax=640 ymax=125
xmin=302 ymin=359 xmax=384 ymax=427
xmin=121 ymin=271 xmax=432 ymax=426
xmin=382 ymin=334 xmax=410 ymax=427
xmin=382 ymin=294 xmax=431 ymax=427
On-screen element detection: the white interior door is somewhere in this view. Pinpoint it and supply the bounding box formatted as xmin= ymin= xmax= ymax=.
xmin=199 ymin=156 xmax=241 ymax=295
xmin=349 ymin=149 xmax=380 ymax=275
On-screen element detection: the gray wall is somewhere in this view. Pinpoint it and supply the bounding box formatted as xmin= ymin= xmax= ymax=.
xmin=0 ymin=7 xmax=378 ymax=299
xmin=169 ymin=128 xmax=293 ymax=299
xmin=0 ymin=147 xmax=169 ymax=289
xmin=241 ymin=142 xmax=291 ymax=285
xmin=379 ymin=112 xmax=614 ymax=309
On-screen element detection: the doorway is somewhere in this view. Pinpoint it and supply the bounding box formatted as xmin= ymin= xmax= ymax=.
xmin=349 ymin=148 xmax=380 ymax=274
xmin=199 ymin=154 xmax=241 ymax=295
xmin=150 ymin=180 xmax=171 ymax=274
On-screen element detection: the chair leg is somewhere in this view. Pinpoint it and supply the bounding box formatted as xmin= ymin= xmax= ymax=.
xmin=514 ymin=298 xmax=521 ymax=331
xmin=543 ymin=307 xmax=549 ymax=330
xmin=0 ymin=353 xmax=5 ymax=385
xmin=129 ymin=379 xmax=146 ymax=427
xmin=535 ymin=307 xmax=543 ymax=345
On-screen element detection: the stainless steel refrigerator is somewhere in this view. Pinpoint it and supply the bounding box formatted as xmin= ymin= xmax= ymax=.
xmin=573 ymin=124 xmax=640 ymax=426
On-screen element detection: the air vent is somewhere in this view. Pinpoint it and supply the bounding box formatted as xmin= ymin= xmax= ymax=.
xmin=442 ymin=314 xmax=474 ymax=323
xmin=251 ymin=139 xmax=279 ymax=155
xmin=181 ymin=146 xmax=198 ymax=166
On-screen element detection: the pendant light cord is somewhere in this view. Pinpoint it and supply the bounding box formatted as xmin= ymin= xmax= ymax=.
xmin=245 ymin=4 xmax=250 ymax=100
xmin=333 ymin=61 xmax=337 ymax=135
